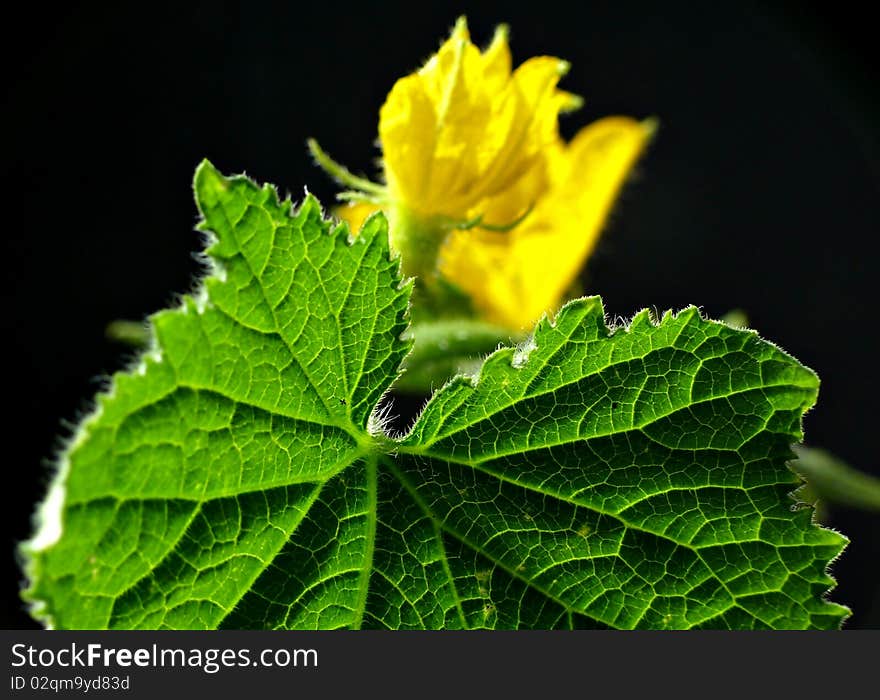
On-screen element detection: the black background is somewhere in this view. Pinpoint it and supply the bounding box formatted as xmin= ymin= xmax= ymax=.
xmin=2 ymin=1 xmax=879 ymax=629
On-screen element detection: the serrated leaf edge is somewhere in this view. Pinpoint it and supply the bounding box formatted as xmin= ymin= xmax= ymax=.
xmin=19 ymin=160 xmax=414 ymax=628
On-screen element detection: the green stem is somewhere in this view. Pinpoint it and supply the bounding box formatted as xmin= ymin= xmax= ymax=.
xmin=395 ymin=318 xmax=521 ymax=393
xmin=403 ymin=319 xmax=519 ymax=365
xmin=387 ymin=205 xmax=449 ymax=283
xmin=307 ymin=139 xmax=387 ymax=197
xmin=105 ymin=319 xmax=151 ymax=347
xmin=791 ymin=445 xmax=880 ymax=511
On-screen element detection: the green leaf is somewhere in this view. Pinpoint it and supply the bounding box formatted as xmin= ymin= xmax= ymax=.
xmin=396 ymin=301 xmax=848 ymax=629
xmin=22 ymin=161 xmax=411 ymax=630
xmin=22 ymin=164 xmax=848 ymax=630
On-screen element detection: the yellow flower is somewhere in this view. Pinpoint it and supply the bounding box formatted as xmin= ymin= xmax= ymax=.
xmin=439 ymin=117 xmax=652 ymax=329
xmin=321 ymin=17 xmax=654 ymax=331
xmin=379 ymin=17 xmax=579 ymax=225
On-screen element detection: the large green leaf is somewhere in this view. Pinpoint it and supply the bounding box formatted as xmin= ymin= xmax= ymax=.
xmin=21 ymin=163 xmax=848 ymax=629
xmin=396 ymin=301 xmax=847 ymax=629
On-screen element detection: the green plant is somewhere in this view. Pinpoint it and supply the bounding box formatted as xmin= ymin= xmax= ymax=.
xmin=23 ymin=17 xmax=880 ymax=631
xmin=21 ymin=163 xmax=849 ymax=629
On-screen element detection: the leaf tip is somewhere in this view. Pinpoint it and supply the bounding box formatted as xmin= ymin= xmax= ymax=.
xmin=193 ymin=158 xmax=227 ymax=195
xmin=628 ymin=307 xmax=656 ymax=330
xmin=540 ymin=295 xmax=608 ymax=339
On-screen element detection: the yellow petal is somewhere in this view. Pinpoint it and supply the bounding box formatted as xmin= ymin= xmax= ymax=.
xmin=379 ymin=74 xmax=439 ymax=209
xmin=471 ymin=57 xmax=570 ymax=212
xmin=441 ymin=117 xmax=655 ymax=330
xmin=334 ymin=201 xmax=380 ymax=236
xmin=378 ymin=18 xmax=574 ymax=222
xmin=480 ymin=24 xmax=512 ymax=92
